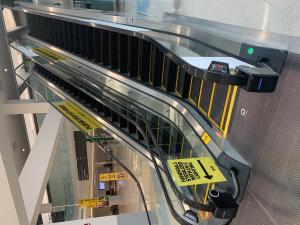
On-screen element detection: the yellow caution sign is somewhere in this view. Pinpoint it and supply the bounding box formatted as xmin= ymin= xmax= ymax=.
xmin=79 ymin=197 xmax=109 ymax=208
xmin=201 ymin=132 xmax=211 ymax=145
xmin=33 ymin=48 xmax=66 ymax=61
xmin=99 ymin=172 xmax=129 ymax=182
xmin=168 ymin=157 xmax=226 ymax=186
xmin=55 ymin=102 xmax=101 ymax=133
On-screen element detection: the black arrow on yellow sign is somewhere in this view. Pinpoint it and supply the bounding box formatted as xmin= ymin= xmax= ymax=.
xmin=197 ymin=160 xmax=213 ymax=180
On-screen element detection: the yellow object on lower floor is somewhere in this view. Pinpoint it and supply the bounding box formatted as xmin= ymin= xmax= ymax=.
xmin=99 ymin=172 xmax=129 ymax=182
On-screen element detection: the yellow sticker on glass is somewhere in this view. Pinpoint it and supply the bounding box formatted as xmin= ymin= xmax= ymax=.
xmin=33 ymin=48 xmax=66 ymax=61
xmin=168 ymin=157 xmax=226 ymax=186
xmin=201 ymin=132 xmax=211 ymax=145
xmin=55 ymin=102 xmax=101 ymax=133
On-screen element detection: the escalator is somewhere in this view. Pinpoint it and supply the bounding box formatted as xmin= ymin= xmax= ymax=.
xmin=15 ymin=59 xmax=237 ymax=225
xmin=11 ymin=7 xmax=283 ymax=137
xmin=2 ymin=4 xmax=277 ymax=225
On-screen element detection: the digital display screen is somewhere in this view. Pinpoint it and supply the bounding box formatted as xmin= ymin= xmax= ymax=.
xmin=208 ymin=61 xmax=229 ymax=74
xmin=98 ymin=182 xmax=106 ymax=190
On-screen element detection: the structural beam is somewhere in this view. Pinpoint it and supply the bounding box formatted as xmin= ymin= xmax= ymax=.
xmin=0 ymin=96 xmax=29 ymax=225
xmin=0 ymin=9 xmax=29 ymax=225
xmin=4 ymin=99 xmax=50 ymax=114
xmin=51 ymin=212 xmax=148 ymax=225
xmin=19 ymin=106 xmax=63 ymax=225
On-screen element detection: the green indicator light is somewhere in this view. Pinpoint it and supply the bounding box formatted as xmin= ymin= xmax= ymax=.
xmin=247 ymin=47 xmax=254 ymax=55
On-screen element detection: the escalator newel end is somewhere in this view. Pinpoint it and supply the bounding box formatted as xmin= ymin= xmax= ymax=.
xmin=208 ymin=189 xmax=239 ymax=220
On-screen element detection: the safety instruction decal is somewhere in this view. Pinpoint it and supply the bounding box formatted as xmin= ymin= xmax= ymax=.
xmin=55 ymin=102 xmax=101 ymax=133
xmin=99 ymin=172 xmax=129 ymax=181
xmin=168 ymin=157 xmax=226 ymax=186
xmin=201 ymin=132 xmax=211 ymax=145
xmin=33 ymin=48 xmax=66 ymax=61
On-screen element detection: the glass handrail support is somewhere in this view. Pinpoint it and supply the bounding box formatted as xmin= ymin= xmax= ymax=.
xmin=15 ymin=58 xmax=238 ymax=225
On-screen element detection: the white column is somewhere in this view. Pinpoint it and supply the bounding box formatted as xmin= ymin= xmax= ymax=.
xmin=0 ymin=155 xmax=28 ymax=225
xmin=19 ymin=106 xmax=63 ymax=225
xmin=0 ymin=95 xmax=29 ymax=225
xmin=0 ymin=10 xmax=29 ymax=225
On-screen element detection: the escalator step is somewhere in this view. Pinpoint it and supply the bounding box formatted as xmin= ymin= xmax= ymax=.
xmin=93 ymin=28 xmax=102 ymax=63
xmin=79 ymin=24 xmax=87 ymax=57
xmin=35 ymin=15 xmax=42 ymax=39
xmin=150 ymin=47 xmax=164 ymax=86
xmin=57 ymin=20 xmax=64 ymax=48
xmin=209 ymin=83 xmax=229 ymax=126
xmin=66 ymin=21 xmax=73 ymax=51
xmin=111 ymin=111 xmax=120 ymax=123
xmin=119 ymin=115 xmax=128 ymax=128
xmin=118 ymin=33 xmax=128 ymax=74
xmin=86 ymin=26 xmax=94 ymax=60
xmin=40 ymin=16 xmax=47 ymax=42
xmin=128 ymin=122 xmax=137 ymax=134
xmin=109 ymin=31 xmax=119 ymax=70
xmin=50 ymin=17 xmax=57 ymax=46
xmin=62 ymin=21 xmax=68 ymax=50
xmin=175 ymin=70 xmax=191 ymax=98
xmin=162 ymin=58 xmax=177 ymax=92
xmin=189 ymin=76 xmax=202 ymax=106
xmin=104 ymin=106 xmax=112 ymax=117
xmin=198 ymin=80 xmax=214 ymax=112
xmin=139 ymin=40 xmax=151 ymax=82
xmin=128 ymin=36 xmax=139 ymax=78
xmin=97 ymin=103 xmax=104 ymax=113
xmin=101 ymin=30 xmax=110 ymax=66
xmin=73 ymin=23 xmax=80 ymax=54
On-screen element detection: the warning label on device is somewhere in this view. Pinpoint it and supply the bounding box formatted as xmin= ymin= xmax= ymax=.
xmin=168 ymin=157 xmax=227 ymax=186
